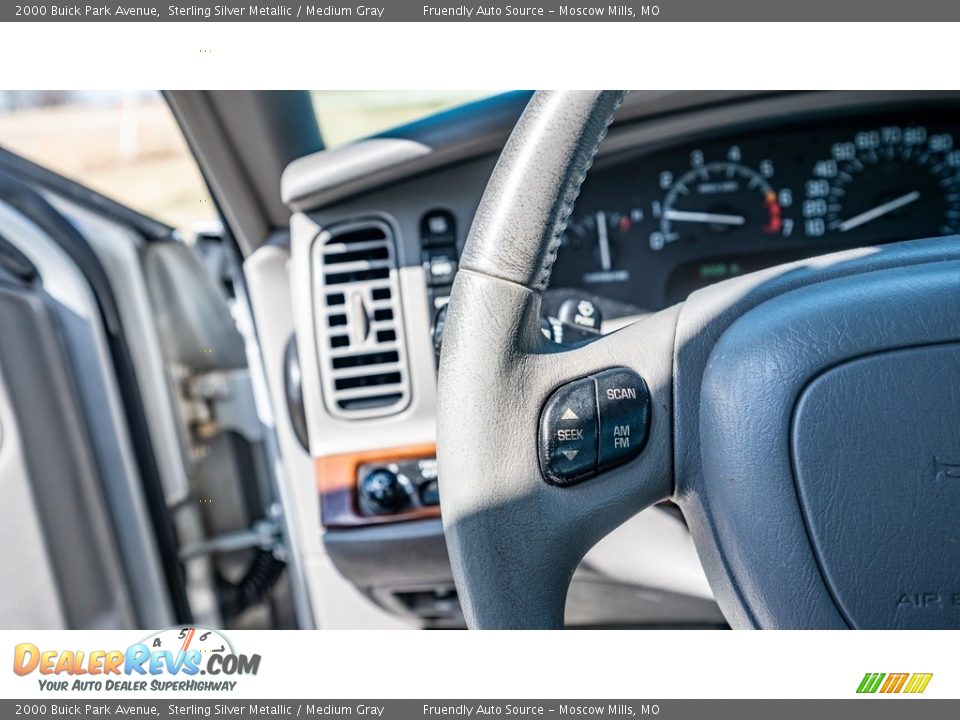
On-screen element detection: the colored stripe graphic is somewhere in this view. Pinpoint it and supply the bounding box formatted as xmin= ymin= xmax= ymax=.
xmin=857 ymin=672 xmax=932 ymax=694
xmin=857 ymin=673 xmax=885 ymax=694
xmin=904 ymin=673 xmax=933 ymax=694
xmin=880 ymin=673 xmax=908 ymax=693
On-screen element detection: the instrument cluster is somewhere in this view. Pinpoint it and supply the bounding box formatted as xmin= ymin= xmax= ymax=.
xmin=550 ymin=112 xmax=960 ymax=312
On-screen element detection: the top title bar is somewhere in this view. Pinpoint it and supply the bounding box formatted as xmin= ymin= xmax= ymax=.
xmin=6 ymin=0 xmax=960 ymax=21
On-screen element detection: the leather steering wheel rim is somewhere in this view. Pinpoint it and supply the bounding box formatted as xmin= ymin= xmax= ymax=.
xmin=437 ymin=91 xmax=672 ymax=629
xmin=438 ymin=90 xmax=960 ymax=630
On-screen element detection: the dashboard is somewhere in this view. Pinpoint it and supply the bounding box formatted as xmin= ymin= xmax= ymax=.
xmin=278 ymin=91 xmax=960 ymax=628
xmin=550 ymin=109 xmax=960 ymax=314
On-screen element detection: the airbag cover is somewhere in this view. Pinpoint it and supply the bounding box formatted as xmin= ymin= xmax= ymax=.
xmin=793 ymin=343 xmax=960 ymax=628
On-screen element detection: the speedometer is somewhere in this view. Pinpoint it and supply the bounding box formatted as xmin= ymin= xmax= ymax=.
xmin=802 ymin=126 xmax=960 ymax=242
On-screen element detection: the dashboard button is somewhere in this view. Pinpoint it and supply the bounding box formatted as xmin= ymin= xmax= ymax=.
xmin=424 ymin=247 xmax=458 ymax=286
xmin=558 ymin=298 xmax=602 ymax=334
xmin=359 ymin=468 xmax=410 ymax=513
xmin=538 ymin=377 xmax=599 ymax=487
xmin=431 ymin=303 xmax=449 ymax=357
xmin=595 ymin=368 xmax=650 ymax=470
xmin=421 ymin=209 xmax=456 ymax=246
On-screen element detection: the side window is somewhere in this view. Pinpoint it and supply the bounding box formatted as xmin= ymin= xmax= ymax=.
xmin=0 ymin=91 xmax=214 ymax=238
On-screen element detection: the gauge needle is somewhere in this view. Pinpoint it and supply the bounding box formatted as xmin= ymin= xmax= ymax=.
xmin=838 ymin=191 xmax=921 ymax=233
xmin=596 ymin=210 xmax=612 ymax=271
xmin=662 ymin=209 xmax=746 ymax=226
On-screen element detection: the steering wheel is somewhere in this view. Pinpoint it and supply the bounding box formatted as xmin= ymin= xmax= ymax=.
xmin=437 ymin=90 xmax=960 ymax=629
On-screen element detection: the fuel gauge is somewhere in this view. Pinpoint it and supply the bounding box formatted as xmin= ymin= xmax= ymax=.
xmin=560 ymin=207 xmax=643 ymax=285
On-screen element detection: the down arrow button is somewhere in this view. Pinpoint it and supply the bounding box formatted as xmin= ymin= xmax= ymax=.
xmin=538 ymin=376 xmax=599 ymax=487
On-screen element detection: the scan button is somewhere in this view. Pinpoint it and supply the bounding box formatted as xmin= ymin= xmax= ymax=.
xmin=595 ymin=368 xmax=650 ymax=470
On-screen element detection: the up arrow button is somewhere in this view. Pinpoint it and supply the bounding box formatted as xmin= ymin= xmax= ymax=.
xmin=538 ymin=376 xmax=599 ymax=487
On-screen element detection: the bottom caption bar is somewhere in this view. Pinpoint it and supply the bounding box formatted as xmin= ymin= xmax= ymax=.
xmin=4 ymin=700 xmax=957 ymax=719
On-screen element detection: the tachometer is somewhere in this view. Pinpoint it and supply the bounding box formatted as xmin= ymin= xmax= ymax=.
xmin=650 ymin=147 xmax=794 ymax=252
xmin=802 ymin=126 xmax=960 ymax=242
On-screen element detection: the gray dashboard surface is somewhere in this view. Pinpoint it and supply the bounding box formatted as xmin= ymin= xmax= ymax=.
xmin=282 ymin=91 xmax=772 ymax=210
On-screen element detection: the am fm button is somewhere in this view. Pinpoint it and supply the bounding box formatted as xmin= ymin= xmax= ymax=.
xmin=595 ymin=368 xmax=650 ymax=471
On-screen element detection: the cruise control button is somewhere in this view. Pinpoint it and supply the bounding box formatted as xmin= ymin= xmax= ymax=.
xmin=538 ymin=377 xmax=599 ymax=487
xmin=595 ymin=368 xmax=650 ymax=470
xmin=558 ymin=298 xmax=602 ymax=334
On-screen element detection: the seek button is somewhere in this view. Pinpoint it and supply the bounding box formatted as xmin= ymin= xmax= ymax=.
xmin=538 ymin=377 xmax=599 ymax=487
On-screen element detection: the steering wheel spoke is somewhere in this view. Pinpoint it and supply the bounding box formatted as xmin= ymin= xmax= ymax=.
xmin=438 ymin=263 xmax=675 ymax=628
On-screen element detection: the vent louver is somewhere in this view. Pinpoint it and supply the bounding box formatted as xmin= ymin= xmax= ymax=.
xmin=312 ymin=219 xmax=410 ymax=419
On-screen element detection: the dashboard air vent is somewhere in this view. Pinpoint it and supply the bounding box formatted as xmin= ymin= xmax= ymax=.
xmin=312 ymin=219 xmax=410 ymax=419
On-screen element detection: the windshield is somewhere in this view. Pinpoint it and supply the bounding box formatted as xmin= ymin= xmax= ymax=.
xmin=312 ymin=91 xmax=494 ymax=147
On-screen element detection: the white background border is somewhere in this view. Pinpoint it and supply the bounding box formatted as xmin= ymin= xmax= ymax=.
xmin=1 ymin=22 xmax=958 ymax=90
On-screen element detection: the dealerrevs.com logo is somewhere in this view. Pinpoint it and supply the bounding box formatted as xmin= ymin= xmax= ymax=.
xmin=857 ymin=673 xmax=933 ymax=694
xmin=13 ymin=627 xmax=261 ymax=692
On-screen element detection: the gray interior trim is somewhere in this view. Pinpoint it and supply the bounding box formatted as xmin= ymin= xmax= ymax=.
xmin=282 ymin=91 xmax=534 ymax=210
xmin=0 ymin=301 xmax=68 ymax=629
xmin=323 ymin=519 xmax=452 ymax=589
xmin=284 ymin=138 xmax=432 ymax=212
xmin=142 ymin=241 xmax=247 ymax=372
xmin=3 ymin=200 xmax=175 ymax=627
xmin=232 ymin=235 xmax=315 ymax=630
xmin=167 ymin=91 xmax=323 ymax=255
xmin=165 ymin=92 xmax=269 ymax=256
xmin=46 ymin=195 xmax=193 ymax=505
xmin=282 ymin=91 xmax=768 ymax=210
xmin=246 ymin=242 xmax=412 ymax=629
xmin=0 ymin=201 xmax=160 ymax=627
xmin=291 ymin=212 xmax=440 ymax=458
xmin=203 ymin=91 xmax=323 ymax=227
xmin=45 ymin=195 xmax=226 ymax=626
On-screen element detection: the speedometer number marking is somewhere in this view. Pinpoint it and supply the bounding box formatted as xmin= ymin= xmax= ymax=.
xmin=803 ymin=125 xmax=960 ymax=241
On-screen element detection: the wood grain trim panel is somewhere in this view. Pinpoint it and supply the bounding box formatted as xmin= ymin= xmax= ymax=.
xmin=315 ymin=443 xmax=439 ymax=528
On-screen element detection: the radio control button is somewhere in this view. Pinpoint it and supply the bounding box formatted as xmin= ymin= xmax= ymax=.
xmin=595 ymin=368 xmax=650 ymax=470
xmin=538 ymin=377 xmax=599 ymax=486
